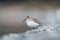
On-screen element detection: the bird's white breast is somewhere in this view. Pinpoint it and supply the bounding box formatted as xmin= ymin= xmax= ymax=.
xmin=26 ymin=20 xmax=39 ymax=28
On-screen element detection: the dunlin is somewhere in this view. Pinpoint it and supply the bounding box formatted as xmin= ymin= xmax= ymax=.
xmin=23 ymin=16 xmax=42 ymax=29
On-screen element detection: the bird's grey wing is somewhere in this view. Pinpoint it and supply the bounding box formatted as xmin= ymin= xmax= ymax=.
xmin=33 ymin=18 xmax=42 ymax=25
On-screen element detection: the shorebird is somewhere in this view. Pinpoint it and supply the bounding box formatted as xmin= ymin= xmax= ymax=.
xmin=23 ymin=16 xmax=42 ymax=29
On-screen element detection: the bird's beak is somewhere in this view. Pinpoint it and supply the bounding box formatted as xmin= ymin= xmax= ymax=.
xmin=22 ymin=18 xmax=26 ymax=22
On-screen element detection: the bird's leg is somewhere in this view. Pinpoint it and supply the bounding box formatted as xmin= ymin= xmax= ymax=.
xmin=32 ymin=27 xmax=38 ymax=29
xmin=32 ymin=27 xmax=35 ymax=29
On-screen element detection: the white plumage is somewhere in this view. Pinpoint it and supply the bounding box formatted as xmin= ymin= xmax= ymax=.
xmin=26 ymin=19 xmax=39 ymax=28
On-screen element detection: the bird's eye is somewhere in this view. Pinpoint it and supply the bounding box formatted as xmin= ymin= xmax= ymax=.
xmin=27 ymin=16 xmax=29 ymax=18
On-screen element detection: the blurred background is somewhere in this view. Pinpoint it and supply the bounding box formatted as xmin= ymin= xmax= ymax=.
xmin=0 ymin=0 xmax=60 ymax=36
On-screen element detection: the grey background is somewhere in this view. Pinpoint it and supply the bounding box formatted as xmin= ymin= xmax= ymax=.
xmin=0 ymin=2 xmax=60 ymax=34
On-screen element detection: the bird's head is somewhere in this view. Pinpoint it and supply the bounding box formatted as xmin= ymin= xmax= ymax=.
xmin=22 ymin=16 xmax=33 ymax=22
